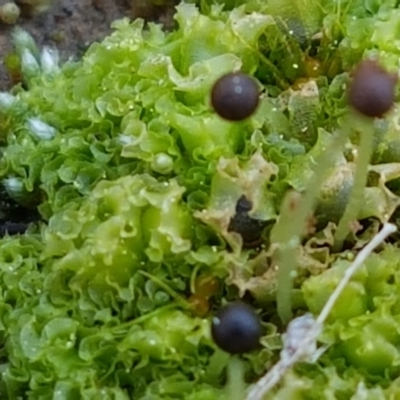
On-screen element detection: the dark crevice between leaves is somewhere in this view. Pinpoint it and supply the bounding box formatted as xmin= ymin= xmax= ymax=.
xmin=0 ymin=189 xmax=42 ymax=237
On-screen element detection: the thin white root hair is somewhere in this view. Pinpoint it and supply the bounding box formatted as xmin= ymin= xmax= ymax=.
xmin=246 ymin=223 xmax=397 ymax=400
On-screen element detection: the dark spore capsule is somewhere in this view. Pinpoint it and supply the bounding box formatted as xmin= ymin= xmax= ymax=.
xmin=235 ymin=195 xmax=253 ymax=213
xmin=0 ymin=189 xmax=41 ymax=237
xmin=211 ymin=72 xmax=260 ymax=121
xmin=0 ymin=221 xmax=29 ymax=236
xmin=228 ymin=195 xmax=267 ymax=247
xmin=348 ymin=59 xmax=398 ymax=118
xmin=211 ymin=302 xmax=262 ymax=354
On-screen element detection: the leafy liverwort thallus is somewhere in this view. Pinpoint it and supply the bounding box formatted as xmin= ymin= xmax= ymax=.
xmin=1 ymin=1 xmax=400 ymax=399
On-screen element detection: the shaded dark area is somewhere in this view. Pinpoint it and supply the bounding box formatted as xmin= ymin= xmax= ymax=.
xmin=0 ymin=190 xmax=40 ymax=236
xmin=228 ymin=195 xmax=268 ymax=248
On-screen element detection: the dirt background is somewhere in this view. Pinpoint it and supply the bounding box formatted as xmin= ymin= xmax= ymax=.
xmin=0 ymin=0 xmax=177 ymax=90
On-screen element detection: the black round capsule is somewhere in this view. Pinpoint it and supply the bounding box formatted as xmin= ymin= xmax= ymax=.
xmin=211 ymin=302 xmax=262 ymax=354
xmin=228 ymin=195 xmax=267 ymax=247
xmin=211 ymin=72 xmax=260 ymax=121
xmin=348 ymin=59 xmax=397 ymax=118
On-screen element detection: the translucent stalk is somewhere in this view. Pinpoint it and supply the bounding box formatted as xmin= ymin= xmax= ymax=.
xmin=273 ymin=123 xmax=350 ymax=324
xmin=226 ymin=356 xmax=245 ymax=400
xmin=334 ymin=115 xmax=375 ymax=251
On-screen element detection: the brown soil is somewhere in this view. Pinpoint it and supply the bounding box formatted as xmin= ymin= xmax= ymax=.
xmin=0 ymin=0 xmax=177 ymax=90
